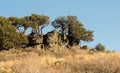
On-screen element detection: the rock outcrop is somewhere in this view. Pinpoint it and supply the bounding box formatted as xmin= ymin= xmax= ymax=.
xmin=43 ymin=30 xmax=59 ymax=48
xmin=28 ymin=30 xmax=68 ymax=50
xmin=28 ymin=32 xmax=44 ymax=49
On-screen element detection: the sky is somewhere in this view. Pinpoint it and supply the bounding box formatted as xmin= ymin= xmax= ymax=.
xmin=0 ymin=0 xmax=120 ymax=51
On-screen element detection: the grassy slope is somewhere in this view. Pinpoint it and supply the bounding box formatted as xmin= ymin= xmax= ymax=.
xmin=0 ymin=46 xmax=120 ymax=73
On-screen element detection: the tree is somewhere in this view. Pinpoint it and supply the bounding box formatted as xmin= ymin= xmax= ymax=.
xmin=29 ymin=14 xmax=50 ymax=34
xmin=0 ymin=18 xmax=18 ymax=49
xmin=0 ymin=17 xmax=28 ymax=50
xmin=51 ymin=16 xmax=69 ymax=42
xmin=52 ymin=15 xmax=94 ymax=46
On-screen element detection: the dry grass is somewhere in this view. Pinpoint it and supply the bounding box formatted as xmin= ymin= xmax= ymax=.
xmin=0 ymin=47 xmax=120 ymax=73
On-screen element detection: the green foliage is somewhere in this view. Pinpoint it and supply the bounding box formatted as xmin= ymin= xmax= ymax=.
xmin=19 ymin=16 xmax=32 ymax=34
xmin=95 ymin=43 xmax=105 ymax=51
xmin=0 ymin=17 xmax=28 ymax=50
xmin=15 ymin=33 xmax=29 ymax=48
xmin=67 ymin=16 xmax=93 ymax=42
xmin=67 ymin=16 xmax=83 ymax=36
xmin=30 ymin=14 xmax=50 ymax=34
xmin=9 ymin=17 xmax=22 ymax=32
xmin=9 ymin=16 xmax=32 ymax=34
xmin=52 ymin=16 xmax=68 ymax=34
xmin=0 ymin=19 xmax=19 ymax=49
xmin=52 ymin=15 xmax=94 ymax=45
xmin=81 ymin=29 xmax=94 ymax=42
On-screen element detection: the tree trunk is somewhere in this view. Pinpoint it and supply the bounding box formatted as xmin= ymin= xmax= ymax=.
xmin=41 ymin=28 xmax=42 ymax=34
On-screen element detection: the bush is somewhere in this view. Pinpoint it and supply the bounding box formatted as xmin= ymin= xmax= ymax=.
xmin=81 ymin=45 xmax=88 ymax=50
xmin=95 ymin=43 xmax=105 ymax=51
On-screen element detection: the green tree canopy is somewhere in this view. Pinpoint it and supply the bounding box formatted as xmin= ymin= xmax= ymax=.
xmin=0 ymin=16 xmax=28 ymax=50
xmin=9 ymin=17 xmax=22 ymax=32
xmin=52 ymin=15 xmax=94 ymax=45
xmin=9 ymin=16 xmax=32 ymax=34
xmin=19 ymin=16 xmax=32 ymax=34
xmin=52 ymin=16 xmax=68 ymax=34
xmin=29 ymin=14 xmax=50 ymax=34
xmin=0 ymin=19 xmax=18 ymax=49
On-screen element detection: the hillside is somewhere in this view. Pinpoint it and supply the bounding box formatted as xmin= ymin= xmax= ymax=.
xmin=0 ymin=46 xmax=120 ymax=73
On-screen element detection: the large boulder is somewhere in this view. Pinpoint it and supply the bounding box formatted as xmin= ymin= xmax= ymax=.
xmin=43 ymin=30 xmax=59 ymax=48
xmin=28 ymin=32 xmax=43 ymax=46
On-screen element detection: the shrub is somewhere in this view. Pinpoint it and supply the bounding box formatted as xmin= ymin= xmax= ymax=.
xmin=95 ymin=43 xmax=105 ymax=51
xmin=81 ymin=45 xmax=88 ymax=50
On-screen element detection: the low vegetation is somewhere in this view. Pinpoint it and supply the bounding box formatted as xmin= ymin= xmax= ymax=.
xmin=0 ymin=46 xmax=120 ymax=73
xmin=95 ymin=43 xmax=105 ymax=51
